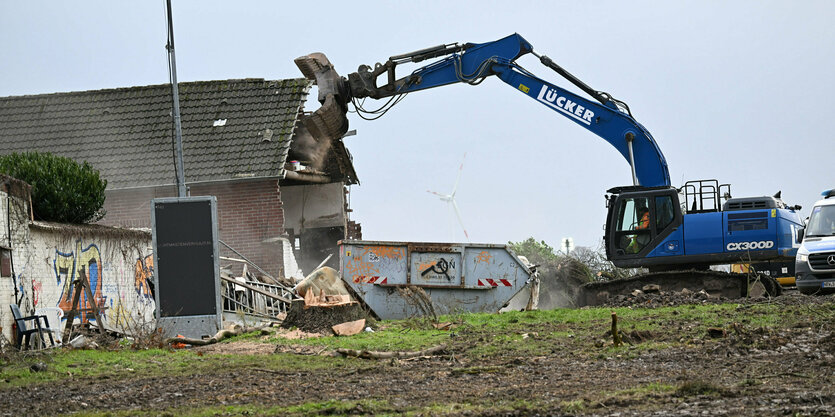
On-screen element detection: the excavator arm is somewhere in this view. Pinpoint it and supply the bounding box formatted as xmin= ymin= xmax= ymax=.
xmin=296 ymin=33 xmax=671 ymax=188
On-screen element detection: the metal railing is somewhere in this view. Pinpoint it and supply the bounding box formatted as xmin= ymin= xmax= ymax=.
xmin=221 ymin=278 xmax=296 ymax=319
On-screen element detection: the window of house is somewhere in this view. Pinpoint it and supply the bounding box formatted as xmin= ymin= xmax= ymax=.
xmin=0 ymin=248 xmax=11 ymax=278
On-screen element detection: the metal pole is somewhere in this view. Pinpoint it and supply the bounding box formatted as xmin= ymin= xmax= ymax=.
xmin=166 ymin=0 xmax=187 ymax=197
xmin=625 ymin=132 xmax=639 ymax=186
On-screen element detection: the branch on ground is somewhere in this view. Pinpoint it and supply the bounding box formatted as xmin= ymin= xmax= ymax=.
xmin=336 ymin=344 xmax=447 ymax=360
xmin=164 ymin=323 xmax=271 ymax=346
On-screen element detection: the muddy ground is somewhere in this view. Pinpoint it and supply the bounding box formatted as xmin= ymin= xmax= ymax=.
xmin=2 ymin=291 xmax=834 ymax=416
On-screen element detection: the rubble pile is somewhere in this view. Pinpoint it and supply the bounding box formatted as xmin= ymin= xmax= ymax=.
xmin=602 ymin=287 xmax=730 ymax=308
xmin=602 ymin=285 xmax=835 ymax=308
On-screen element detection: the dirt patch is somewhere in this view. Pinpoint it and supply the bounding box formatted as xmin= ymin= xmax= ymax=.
xmin=1 ymin=292 xmax=832 ymax=416
xmin=193 ymin=340 xmax=275 ymax=355
xmin=192 ymin=327 xmax=324 ymax=355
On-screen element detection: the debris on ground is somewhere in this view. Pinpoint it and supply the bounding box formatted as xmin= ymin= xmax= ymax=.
xmin=170 ymin=335 xmax=188 ymax=349
xmin=601 ymin=287 xmax=725 ymax=308
xmin=432 ymin=322 xmax=458 ymax=331
xmin=29 ymin=362 xmax=47 ymax=372
xmin=2 ymin=292 xmax=832 ymax=416
xmin=296 ymin=267 xmax=356 ymax=308
xmin=67 ymin=334 xmax=99 ymax=350
xmin=275 ymin=328 xmax=323 ymax=340
xmin=332 ymin=319 xmax=365 ymax=336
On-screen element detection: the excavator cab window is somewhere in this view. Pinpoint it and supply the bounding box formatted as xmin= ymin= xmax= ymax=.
xmin=656 ymin=195 xmax=675 ymax=230
xmin=607 ymin=188 xmax=682 ymax=260
xmin=615 ymin=197 xmax=652 ymax=254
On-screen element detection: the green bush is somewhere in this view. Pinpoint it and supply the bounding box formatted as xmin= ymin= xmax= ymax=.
xmin=0 ymin=151 xmax=107 ymax=223
xmin=508 ymin=237 xmax=561 ymax=264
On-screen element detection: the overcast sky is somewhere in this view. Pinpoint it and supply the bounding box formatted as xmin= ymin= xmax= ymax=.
xmin=2 ymin=1 xmax=833 ymax=250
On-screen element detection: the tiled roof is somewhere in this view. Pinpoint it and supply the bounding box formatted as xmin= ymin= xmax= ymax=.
xmin=0 ymin=79 xmax=311 ymax=189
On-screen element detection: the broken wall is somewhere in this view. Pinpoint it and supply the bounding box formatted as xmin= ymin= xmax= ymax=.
xmin=1 ymin=189 xmax=155 ymax=341
xmin=281 ymin=182 xmax=346 ymax=274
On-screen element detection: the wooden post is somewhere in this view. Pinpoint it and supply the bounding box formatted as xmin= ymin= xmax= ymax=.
xmin=79 ymin=269 xmax=106 ymax=334
xmin=61 ymin=269 xmax=105 ymax=342
xmin=62 ymin=278 xmax=84 ymax=342
xmin=611 ymin=312 xmax=622 ymax=346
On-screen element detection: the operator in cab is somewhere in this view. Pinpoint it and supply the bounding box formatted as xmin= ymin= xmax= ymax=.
xmin=626 ymin=206 xmax=650 ymax=254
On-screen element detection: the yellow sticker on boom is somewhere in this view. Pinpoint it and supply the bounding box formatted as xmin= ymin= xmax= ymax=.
xmin=519 ymin=84 xmax=530 ymax=94
xmin=771 ymin=209 xmax=776 ymax=217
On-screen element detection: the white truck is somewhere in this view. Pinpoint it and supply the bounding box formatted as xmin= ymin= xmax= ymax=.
xmin=795 ymin=189 xmax=835 ymax=294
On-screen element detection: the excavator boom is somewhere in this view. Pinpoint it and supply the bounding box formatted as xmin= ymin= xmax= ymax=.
xmin=296 ymin=33 xmax=670 ymax=188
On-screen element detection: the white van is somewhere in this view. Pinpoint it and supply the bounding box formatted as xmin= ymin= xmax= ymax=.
xmin=795 ymin=189 xmax=835 ymax=294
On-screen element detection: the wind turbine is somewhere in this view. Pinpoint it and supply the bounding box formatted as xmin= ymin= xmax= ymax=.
xmin=427 ymin=153 xmax=470 ymax=242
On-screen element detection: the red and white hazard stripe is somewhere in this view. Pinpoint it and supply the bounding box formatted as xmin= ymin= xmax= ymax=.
xmin=354 ymin=276 xmax=388 ymax=284
xmin=477 ymin=278 xmax=512 ymax=287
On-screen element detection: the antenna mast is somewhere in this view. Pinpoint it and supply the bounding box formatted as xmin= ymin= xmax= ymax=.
xmin=165 ymin=0 xmax=187 ymax=197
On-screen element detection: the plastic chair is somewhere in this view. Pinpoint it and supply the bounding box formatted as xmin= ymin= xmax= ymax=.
xmin=9 ymin=304 xmax=55 ymax=350
xmin=34 ymin=306 xmax=64 ymax=344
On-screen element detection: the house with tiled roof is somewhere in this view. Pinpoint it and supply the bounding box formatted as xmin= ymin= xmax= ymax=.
xmin=0 ymin=78 xmax=360 ymax=279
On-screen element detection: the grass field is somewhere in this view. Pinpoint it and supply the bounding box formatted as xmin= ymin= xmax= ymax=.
xmin=1 ymin=295 xmax=833 ymax=416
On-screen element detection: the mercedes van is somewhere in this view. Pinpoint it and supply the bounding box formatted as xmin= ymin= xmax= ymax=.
xmin=796 ymin=189 xmax=835 ymax=294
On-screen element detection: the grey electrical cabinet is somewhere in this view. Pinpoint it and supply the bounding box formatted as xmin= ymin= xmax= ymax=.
xmin=152 ymin=196 xmax=220 ymax=339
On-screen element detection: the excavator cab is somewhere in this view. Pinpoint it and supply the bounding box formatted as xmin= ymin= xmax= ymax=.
xmin=605 ymin=179 xmax=799 ymax=271
xmin=604 ymin=186 xmax=682 ymax=267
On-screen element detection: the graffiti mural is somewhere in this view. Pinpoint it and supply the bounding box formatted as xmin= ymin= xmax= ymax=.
xmin=361 ymin=245 xmax=405 ymax=261
xmin=0 ymin=198 xmax=157 ymax=342
xmin=134 ymin=254 xmax=154 ymax=300
xmin=110 ymin=301 xmax=133 ymax=330
xmin=419 ymin=258 xmax=454 ymax=281
xmin=345 ymin=258 xmax=379 ymax=282
xmin=475 ymin=251 xmax=493 ymax=264
xmin=54 ymin=240 xmax=105 ymax=324
xmin=31 ymin=279 xmax=43 ymax=307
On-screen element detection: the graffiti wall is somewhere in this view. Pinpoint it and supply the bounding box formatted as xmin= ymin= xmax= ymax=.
xmin=1 ymin=196 xmax=154 ymax=341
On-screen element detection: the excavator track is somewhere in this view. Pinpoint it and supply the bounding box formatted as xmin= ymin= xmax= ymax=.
xmin=578 ymin=270 xmax=782 ymax=307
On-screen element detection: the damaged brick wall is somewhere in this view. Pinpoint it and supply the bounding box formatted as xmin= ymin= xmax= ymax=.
xmin=101 ymin=178 xmax=285 ymax=278
xmin=194 ymin=180 xmax=285 ymax=279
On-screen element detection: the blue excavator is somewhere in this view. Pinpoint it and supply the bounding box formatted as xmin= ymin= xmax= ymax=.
xmin=295 ymin=34 xmax=804 ymax=302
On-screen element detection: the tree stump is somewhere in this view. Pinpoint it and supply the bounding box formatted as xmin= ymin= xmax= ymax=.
xmin=281 ymin=300 xmax=368 ymax=334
